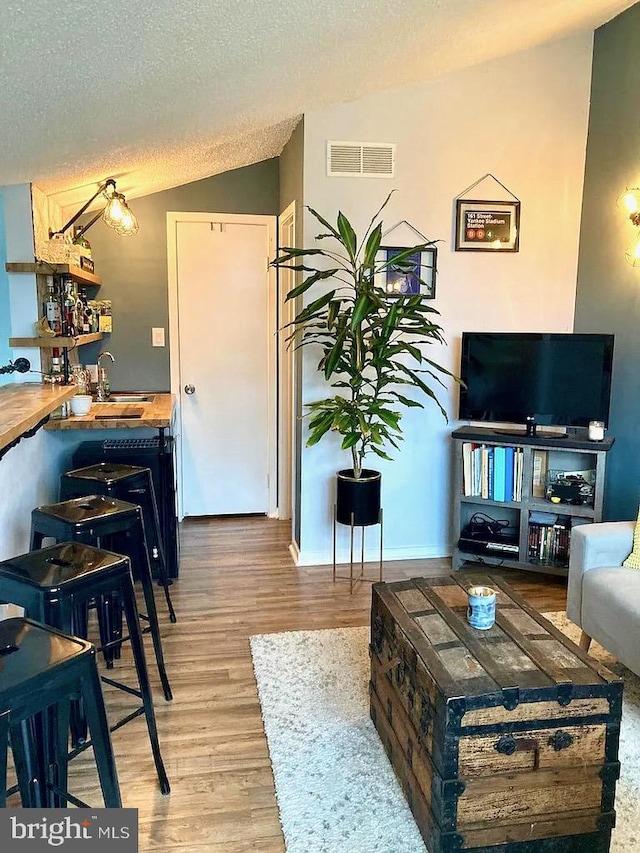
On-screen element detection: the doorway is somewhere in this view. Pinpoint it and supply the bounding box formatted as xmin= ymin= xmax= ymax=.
xmin=167 ymin=213 xmax=277 ymax=519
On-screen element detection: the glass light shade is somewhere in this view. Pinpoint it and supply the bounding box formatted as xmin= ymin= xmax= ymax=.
xmin=102 ymin=192 xmax=128 ymax=228
xmin=617 ymin=188 xmax=640 ymax=216
xmin=113 ymin=204 xmax=139 ymax=236
xmin=624 ymin=232 xmax=640 ymax=266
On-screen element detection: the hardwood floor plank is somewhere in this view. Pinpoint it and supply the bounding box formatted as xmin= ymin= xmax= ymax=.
xmin=5 ymin=515 xmax=568 ymax=850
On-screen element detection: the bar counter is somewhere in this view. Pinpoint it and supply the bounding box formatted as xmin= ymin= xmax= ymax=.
xmin=0 ymin=382 xmax=76 ymax=454
xmin=44 ymin=393 xmax=175 ymax=430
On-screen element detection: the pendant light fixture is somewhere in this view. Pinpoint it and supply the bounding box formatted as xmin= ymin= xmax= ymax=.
xmin=49 ymin=178 xmax=139 ymax=242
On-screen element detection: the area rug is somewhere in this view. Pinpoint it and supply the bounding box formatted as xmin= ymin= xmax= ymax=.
xmin=250 ymin=614 xmax=640 ymax=853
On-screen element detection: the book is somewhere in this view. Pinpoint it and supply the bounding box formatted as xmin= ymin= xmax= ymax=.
xmin=493 ymin=446 xmax=506 ymax=502
xmin=504 ymin=446 xmax=515 ymax=501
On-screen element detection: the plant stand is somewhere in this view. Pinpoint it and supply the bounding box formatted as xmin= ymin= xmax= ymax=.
xmin=332 ymin=505 xmax=384 ymax=594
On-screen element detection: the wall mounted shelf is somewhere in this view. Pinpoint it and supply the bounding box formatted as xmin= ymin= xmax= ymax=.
xmin=9 ymin=332 xmax=103 ymax=349
xmin=5 ymin=262 xmax=102 ymax=287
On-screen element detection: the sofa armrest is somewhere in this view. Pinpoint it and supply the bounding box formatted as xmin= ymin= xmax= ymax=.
xmin=566 ymin=521 xmax=635 ymax=626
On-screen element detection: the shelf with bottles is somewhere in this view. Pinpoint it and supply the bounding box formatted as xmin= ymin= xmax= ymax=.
xmin=5 ymin=262 xmax=102 ymax=287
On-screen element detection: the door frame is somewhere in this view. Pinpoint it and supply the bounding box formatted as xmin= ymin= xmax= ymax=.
xmin=166 ymin=211 xmax=278 ymax=520
xmin=278 ymin=201 xmax=296 ymax=522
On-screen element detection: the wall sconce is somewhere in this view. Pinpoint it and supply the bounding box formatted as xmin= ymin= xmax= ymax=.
xmin=49 ymin=178 xmax=139 ymax=242
xmin=617 ymin=187 xmax=640 ymax=266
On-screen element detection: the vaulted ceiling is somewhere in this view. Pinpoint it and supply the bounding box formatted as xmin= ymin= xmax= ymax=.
xmin=0 ymin=0 xmax=634 ymax=211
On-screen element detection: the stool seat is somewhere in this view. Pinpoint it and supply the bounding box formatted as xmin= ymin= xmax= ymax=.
xmin=0 ymin=617 xmax=121 ymax=808
xmin=0 ymin=542 xmax=124 ymax=588
xmin=33 ymin=494 xmax=138 ymax=526
xmin=0 ymin=544 xmax=170 ymax=795
xmin=61 ymin=462 xmax=149 ymax=485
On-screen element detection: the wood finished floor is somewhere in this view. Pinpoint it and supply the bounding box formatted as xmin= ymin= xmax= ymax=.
xmin=12 ymin=516 xmax=569 ymax=851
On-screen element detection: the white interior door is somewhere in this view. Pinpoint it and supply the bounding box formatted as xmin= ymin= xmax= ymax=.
xmin=174 ymin=215 xmax=276 ymax=517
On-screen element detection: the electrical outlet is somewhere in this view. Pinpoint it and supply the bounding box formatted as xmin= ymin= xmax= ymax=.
xmin=86 ymin=364 xmax=98 ymax=383
xmin=152 ymin=327 xmax=165 ymax=347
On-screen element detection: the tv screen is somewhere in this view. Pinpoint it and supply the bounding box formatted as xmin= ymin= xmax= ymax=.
xmin=459 ymin=332 xmax=614 ymax=430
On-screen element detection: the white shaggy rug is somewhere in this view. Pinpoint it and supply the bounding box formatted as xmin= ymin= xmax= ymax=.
xmin=250 ymin=615 xmax=640 ymax=853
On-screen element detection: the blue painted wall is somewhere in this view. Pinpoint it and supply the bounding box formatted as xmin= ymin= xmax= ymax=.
xmin=0 ymin=190 xmax=11 ymax=384
xmin=574 ymin=3 xmax=640 ymax=521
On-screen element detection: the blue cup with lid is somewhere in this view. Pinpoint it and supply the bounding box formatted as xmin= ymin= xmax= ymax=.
xmin=467 ymin=585 xmax=497 ymax=630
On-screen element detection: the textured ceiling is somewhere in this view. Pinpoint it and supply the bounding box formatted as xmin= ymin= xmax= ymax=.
xmin=0 ymin=0 xmax=634 ymax=211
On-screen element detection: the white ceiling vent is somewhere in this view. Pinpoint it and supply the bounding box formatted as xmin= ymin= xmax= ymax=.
xmin=327 ymin=141 xmax=395 ymax=178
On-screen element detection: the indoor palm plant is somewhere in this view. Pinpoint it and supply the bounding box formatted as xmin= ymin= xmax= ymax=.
xmin=273 ymin=193 xmax=455 ymax=525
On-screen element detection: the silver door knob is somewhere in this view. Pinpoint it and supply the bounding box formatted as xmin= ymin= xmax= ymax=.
xmin=184 ymin=384 xmax=196 ymax=395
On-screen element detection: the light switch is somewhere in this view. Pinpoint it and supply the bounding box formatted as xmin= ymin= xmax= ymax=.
xmin=152 ymin=327 xmax=165 ymax=347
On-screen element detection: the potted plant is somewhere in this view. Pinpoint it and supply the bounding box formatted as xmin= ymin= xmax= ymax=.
xmin=272 ymin=194 xmax=455 ymax=527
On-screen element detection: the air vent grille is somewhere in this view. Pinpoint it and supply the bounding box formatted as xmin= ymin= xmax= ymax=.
xmin=327 ymin=142 xmax=395 ymax=178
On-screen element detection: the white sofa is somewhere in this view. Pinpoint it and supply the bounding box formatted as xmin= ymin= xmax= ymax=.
xmin=566 ymin=521 xmax=640 ymax=676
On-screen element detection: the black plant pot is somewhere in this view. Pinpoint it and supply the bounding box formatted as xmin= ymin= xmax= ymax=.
xmin=336 ymin=469 xmax=381 ymax=527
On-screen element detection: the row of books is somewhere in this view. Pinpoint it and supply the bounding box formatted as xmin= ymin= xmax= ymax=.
xmin=528 ymin=522 xmax=570 ymax=566
xmin=461 ymin=443 xmax=524 ymax=502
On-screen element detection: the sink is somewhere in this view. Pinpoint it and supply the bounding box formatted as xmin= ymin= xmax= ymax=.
xmin=102 ymin=395 xmax=155 ymax=403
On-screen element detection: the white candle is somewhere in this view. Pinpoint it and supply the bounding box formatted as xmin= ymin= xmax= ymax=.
xmin=588 ymin=420 xmax=605 ymax=441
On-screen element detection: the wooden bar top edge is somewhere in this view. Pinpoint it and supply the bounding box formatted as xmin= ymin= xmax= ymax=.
xmin=0 ymin=382 xmax=76 ymax=452
xmin=44 ymin=392 xmax=175 ymax=430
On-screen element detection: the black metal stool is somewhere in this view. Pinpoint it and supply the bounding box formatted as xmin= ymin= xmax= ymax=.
xmin=29 ymin=495 xmax=172 ymax=704
xmin=0 ymin=617 xmax=121 ymax=808
xmin=0 ymin=543 xmax=170 ymax=795
xmin=60 ymin=463 xmax=177 ymax=623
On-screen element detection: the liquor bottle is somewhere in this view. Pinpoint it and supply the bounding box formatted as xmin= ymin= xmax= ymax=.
xmin=77 ymin=287 xmax=90 ymax=334
xmin=44 ymin=277 xmax=62 ymax=335
xmin=62 ymin=279 xmax=77 ymax=337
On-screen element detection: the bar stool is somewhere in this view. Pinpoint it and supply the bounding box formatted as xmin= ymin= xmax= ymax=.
xmin=29 ymin=494 xmax=172 ymax=703
xmin=0 ymin=710 xmax=8 ymax=808
xmin=0 ymin=543 xmax=170 ymax=795
xmin=60 ymin=463 xmax=177 ymax=623
xmin=0 ymin=617 xmax=121 ymax=808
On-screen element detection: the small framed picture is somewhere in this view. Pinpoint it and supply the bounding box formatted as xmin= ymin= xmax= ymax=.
xmin=455 ymin=200 xmax=520 ymax=252
xmin=379 ymin=246 xmax=437 ymax=299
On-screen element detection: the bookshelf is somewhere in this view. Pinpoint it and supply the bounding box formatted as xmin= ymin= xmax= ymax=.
xmin=451 ymin=426 xmax=614 ymax=576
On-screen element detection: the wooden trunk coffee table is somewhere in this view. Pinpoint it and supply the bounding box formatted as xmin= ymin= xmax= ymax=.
xmin=370 ymin=573 xmax=623 ymax=853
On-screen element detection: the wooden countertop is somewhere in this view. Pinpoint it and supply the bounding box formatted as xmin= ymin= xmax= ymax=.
xmin=44 ymin=393 xmax=174 ymax=430
xmin=0 ymin=382 xmax=76 ymax=453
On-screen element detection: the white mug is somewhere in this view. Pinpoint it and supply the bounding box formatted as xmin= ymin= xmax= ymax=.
xmin=70 ymin=394 xmax=92 ymax=416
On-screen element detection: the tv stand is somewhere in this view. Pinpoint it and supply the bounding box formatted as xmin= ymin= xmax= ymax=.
xmin=490 ymin=427 xmax=569 ymax=440
xmin=451 ymin=426 xmax=615 ymax=576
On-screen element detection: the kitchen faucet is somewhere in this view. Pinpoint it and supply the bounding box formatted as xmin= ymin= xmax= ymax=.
xmin=96 ymin=351 xmax=115 ymax=401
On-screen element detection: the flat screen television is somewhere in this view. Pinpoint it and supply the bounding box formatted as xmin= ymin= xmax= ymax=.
xmin=458 ymin=332 xmax=614 ymax=435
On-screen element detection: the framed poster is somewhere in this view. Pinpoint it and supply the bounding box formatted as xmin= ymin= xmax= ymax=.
xmin=455 ymin=199 xmax=520 ymax=252
xmin=380 ymin=245 xmax=437 ymax=298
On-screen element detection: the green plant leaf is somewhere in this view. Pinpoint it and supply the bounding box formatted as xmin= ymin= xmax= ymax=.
xmin=286 ymin=269 xmax=340 ymax=301
xmin=341 ymin=433 xmax=360 ymax=450
xmin=350 ymin=293 xmax=372 ymax=329
xmin=363 ymin=222 xmax=383 ymax=267
xmin=337 ymin=211 xmax=357 ymax=260
xmin=307 ymin=206 xmax=341 ymax=240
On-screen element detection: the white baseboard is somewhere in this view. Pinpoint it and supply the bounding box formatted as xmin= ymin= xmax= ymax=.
xmin=289 ymin=540 xmax=301 ymax=564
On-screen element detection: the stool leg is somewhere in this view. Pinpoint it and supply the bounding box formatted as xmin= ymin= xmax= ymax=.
xmin=69 ymin=602 xmax=89 ymax=748
xmin=97 ymin=594 xmax=118 ymax=669
xmin=30 ymin=528 xmax=46 ymax=550
xmin=11 ymin=718 xmax=46 ymax=807
xmin=80 ymin=654 xmax=122 ymax=808
xmin=127 ymin=484 xmax=177 ymax=623
xmin=0 ymin=710 xmax=9 ymax=808
xmin=121 ymin=572 xmax=171 ymax=795
xmin=45 ymin=700 xmax=70 ymax=808
xmin=128 ymin=513 xmax=173 ymax=702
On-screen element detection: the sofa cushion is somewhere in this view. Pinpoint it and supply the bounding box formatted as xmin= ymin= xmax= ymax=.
xmin=582 ymin=567 xmax=640 ymax=676
xmin=622 ymin=507 xmax=640 ymax=569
